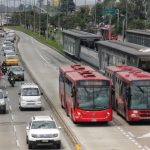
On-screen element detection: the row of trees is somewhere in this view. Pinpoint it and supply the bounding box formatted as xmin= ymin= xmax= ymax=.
xmin=11 ymin=0 xmax=150 ymax=34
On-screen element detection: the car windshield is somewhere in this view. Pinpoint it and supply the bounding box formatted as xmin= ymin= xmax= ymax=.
xmin=31 ymin=121 xmax=56 ymax=129
xmin=4 ymin=41 xmax=11 ymax=44
xmin=7 ymin=56 xmax=17 ymax=59
xmin=6 ymin=53 xmax=16 ymax=56
xmin=130 ymin=81 xmax=150 ymax=109
xmin=0 ymin=92 xmax=3 ymax=99
xmin=11 ymin=67 xmax=22 ymax=71
xmin=5 ymin=46 xmax=13 ymax=50
xmin=22 ymin=88 xmax=39 ymax=96
xmin=77 ymin=83 xmax=110 ymax=110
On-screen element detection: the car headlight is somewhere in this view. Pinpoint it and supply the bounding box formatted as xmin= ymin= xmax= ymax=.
xmin=0 ymin=100 xmax=5 ymax=105
xmin=53 ymin=133 xmax=58 ymax=137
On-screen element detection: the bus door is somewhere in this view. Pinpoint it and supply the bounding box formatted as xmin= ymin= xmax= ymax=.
xmin=59 ymin=72 xmax=66 ymax=108
xmin=119 ymin=81 xmax=128 ymax=117
xmin=65 ymin=78 xmax=75 ymax=116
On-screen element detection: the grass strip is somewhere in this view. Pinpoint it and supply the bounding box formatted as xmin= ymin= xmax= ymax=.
xmin=12 ymin=26 xmax=64 ymax=53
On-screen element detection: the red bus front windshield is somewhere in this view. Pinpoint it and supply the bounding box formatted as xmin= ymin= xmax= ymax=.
xmin=129 ymin=81 xmax=150 ymax=110
xmin=76 ymin=80 xmax=110 ymax=110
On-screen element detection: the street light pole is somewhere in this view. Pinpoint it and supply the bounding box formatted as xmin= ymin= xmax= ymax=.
xmin=46 ymin=0 xmax=49 ymax=40
xmin=95 ymin=0 xmax=97 ymax=26
xmin=7 ymin=0 xmax=8 ymax=27
xmin=39 ymin=1 xmax=41 ymax=36
xmin=24 ymin=0 xmax=26 ymax=28
xmin=14 ymin=0 xmax=16 ymax=25
xmin=125 ymin=0 xmax=128 ymax=29
xmin=33 ymin=0 xmax=35 ymax=32
xmin=0 ymin=0 xmax=2 ymax=26
xmin=117 ymin=9 xmax=120 ymax=31
xmin=19 ymin=0 xmax=22 ymax=26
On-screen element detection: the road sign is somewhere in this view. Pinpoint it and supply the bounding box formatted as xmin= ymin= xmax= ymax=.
xmin=101 ymin=9 xmax=117 ymax=15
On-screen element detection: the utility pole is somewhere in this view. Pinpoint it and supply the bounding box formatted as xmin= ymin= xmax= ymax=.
xmin=95 ymin=0 xmax=97 ymax=26
xmin=39 ymin=0 xmax=41 ymax=36
xmin=46 ymin=0 xmax=49 ymax=40
xmin=117 ymin=9 xmax=119 ymax=31
xmin=58 ymin=0 xmax=61 ymax=45
xmin=0 ymin=0 xmax=2 ymax=26
xmin=33 ymin=0 xmax=35 ymax=32
xmin=24 ymin=0 xmax=26 ymax=28
xmin=19 ymin=0 xmax=22 ymax=26
xmin=14 ymin=0 xmax=16 ymax=25
xmin=125 ymin=0 xmax=128 ymax=29
xmin=7 ymin=0 xmax=8 ymax=27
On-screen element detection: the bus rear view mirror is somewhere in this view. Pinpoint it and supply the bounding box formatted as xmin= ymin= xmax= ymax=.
xmin=71 ymin=87 xmax=75 ymax=97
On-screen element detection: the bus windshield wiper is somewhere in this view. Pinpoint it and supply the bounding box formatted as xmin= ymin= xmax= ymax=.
xmin=137 ymin=86 xmax=144 ymax=94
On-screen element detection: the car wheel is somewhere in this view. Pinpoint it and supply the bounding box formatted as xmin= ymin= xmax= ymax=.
xmin=22 ymin=77 xmax=24 ymax=81
xmin=28 ymin=142 xmax=33 ymax=149
xmin=3 ymin=109 xmax=6 ymax=114
xmin=26 ymin=136 xmax=28 ymax=144
xmin=19 ymin=106 xmax=23 ymax=111
xmin=56 ymin=142 xmax=61 ymax=149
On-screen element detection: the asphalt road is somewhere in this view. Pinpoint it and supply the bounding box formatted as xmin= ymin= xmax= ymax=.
xmin=15 ymin=31 xmax=150 ymax=150
xmin=0 ymin=37 xmax=73 ymax=150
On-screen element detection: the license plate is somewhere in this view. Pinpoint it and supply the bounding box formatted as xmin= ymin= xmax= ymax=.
xmin=91 ymin=119 xmax=97 ymax=122
xmin=27 ymin=103 xmax=34 ymax=105
xmin=42 ymin=140 xmax=49 ymax=143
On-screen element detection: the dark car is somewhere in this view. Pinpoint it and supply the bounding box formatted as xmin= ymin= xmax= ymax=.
xmin=8 ymin=66 xmax=24 ymax=81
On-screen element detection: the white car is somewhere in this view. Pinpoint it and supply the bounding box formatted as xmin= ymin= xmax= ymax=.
xmin=2 ymin=40 xmax=14 ymax=50
xmin=26 ymin=116 xmax=61 ymax=149
xmin=18 ymin=83 xmax=42 ymax=110
xmin=0 ymin=89 xmax=7 ymax=114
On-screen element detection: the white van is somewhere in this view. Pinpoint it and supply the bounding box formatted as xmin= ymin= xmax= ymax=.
xmin=18 ymin=83 xmax=43 ymax=110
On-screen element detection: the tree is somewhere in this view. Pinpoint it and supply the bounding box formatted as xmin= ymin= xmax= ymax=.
xmin=75 ymin=6 xmax=91 ymax=30
xmin=60 ymin=0 xmax=75 ymax=14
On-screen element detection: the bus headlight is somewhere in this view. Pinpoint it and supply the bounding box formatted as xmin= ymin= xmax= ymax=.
xmin=77 ymin=112 xmax=81 ymax=116
xmin=75 ymin=112 xmax=82 ymax=119
xmin=130 ymin=113 xmax=139 ymax=118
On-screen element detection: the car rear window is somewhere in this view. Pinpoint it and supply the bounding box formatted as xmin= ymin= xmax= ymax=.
xmin=22 ymin=88 xmax=39 ymax=96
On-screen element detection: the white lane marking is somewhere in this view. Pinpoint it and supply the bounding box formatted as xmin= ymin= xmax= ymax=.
xmin=6 ymin=91 xmax=8 ymax=95
xmin=128 ymin=131 xmax=135 ymax=137
xmin=16 ymin=139 xmax=20 ymax=147
xmin=144 ymin=146 xmax=150 ymax=150
xmin=9 ymin=105 xmax=12 ymax=111
xmin=11 ymin=114 xmax=14 ymax=121
xmin=138 ymin=145 xmax=142 ymax=148
xmin=39 ymin=54 xmax=49 ymax=65
xmin=14 ymin=126 xmax=16 ymax=133
xmin=138 ymin=133 xmax=150 ymax=138
xmin=8 ymin=98 xmax=10 ymax=102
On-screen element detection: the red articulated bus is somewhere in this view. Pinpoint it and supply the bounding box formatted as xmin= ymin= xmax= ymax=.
xmin=59 ymin=64 xmax=112 ymax=123
xmin=105 ymin=65 xmax=142 ymax=109
xmin=105 ymin=65 xmax=150 ymax=122
xmin=100 ymin=25 xmax=118 ymax=40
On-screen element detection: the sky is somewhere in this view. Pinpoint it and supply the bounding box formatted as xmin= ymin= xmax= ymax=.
xmin=1 ymin=0 xmax=96 ymax=7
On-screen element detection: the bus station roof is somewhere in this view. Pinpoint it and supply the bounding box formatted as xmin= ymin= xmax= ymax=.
xmin=62 ymin=29 xmax=101 ymax=39
xmin=126 ymin=29 xmax=150 ymax=36
xmin=96 ymin=40 xmax=150 ymax=57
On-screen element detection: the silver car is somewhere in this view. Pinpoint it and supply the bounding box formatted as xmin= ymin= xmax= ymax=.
xmin=0 ymin=89 xmax=7 ymax=114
